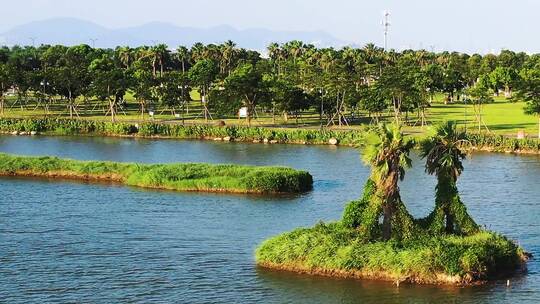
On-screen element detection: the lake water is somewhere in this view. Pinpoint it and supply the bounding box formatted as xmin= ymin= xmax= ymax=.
xmin=0 ymin=135 xmax=539 ymax=303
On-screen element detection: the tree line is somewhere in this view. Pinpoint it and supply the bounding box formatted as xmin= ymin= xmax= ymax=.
xmin=1 ymin=41 xmax=540 ymax=131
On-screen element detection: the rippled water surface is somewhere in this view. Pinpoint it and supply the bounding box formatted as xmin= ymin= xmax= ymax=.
xmin=1 ymin=135 xmax=539 ymax=303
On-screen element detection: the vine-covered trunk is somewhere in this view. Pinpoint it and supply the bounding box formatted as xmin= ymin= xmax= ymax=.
xmin=344 ymin=177 xmax=416 ymax=242
xmin=381 ymin=203 xmax=394 ymax=240
xmin=445 ymin=204 xmax=454 ymax=234
xmin=424 ymin=177 xmax=479 ymax=235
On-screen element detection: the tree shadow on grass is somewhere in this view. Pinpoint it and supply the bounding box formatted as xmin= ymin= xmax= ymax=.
xmin=486 ymin=122 xmax=537 ymax=132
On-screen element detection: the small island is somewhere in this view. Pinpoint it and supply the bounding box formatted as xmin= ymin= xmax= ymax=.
xmin=256 ymin=122 xmax=528 ymax=285
xmin=0 ymin=153 xmax=313 ymax=194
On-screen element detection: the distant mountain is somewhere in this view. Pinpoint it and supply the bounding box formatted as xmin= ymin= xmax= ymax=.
xmin=0 ymin=18 xmax=348 ymax=51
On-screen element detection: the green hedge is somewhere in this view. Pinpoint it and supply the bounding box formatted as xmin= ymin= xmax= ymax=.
xmin=0 ymin=153 xmax=313 ymax=194
xmin=465 ymin=133 xmax=540 ymax=152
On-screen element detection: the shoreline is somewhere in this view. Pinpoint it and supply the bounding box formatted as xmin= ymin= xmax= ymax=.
xmin=1 ymin=117 xmax=540 ymax=155
xmin=256 ymin=259 xmax=529 ymax=286
xmin=0 ymin=171 xmax=281 ymax=194
xmin=4 ymin=131 xmax=540 ymax=156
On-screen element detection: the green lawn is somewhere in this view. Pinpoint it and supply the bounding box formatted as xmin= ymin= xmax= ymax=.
xmin=423 ymin=99 xmax=537 ymax=136
xmin=2 ymin=92 xmax=538 ymax=137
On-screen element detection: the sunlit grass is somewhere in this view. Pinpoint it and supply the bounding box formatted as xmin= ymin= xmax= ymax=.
xmin=256 ymin=221 xmax=525 ymax=284
xmin=2 ymin=93 xmax=537 ymax=136
xmin=0 ymin=153 xmax=313 ymax=194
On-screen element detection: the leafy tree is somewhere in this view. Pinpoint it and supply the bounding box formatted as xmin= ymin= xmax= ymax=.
xmin=0 ymin=63 xmax=10 ymax=115
xmin=466 ymin=75 xmax=493 ymax=132
xmin=360 ymin=84 xmax=388 ymax=122
xmin=219 ymin=62 xmax=270 ymax=126
xmin=156 ymin=71 xmax=191 ymax=116
xmin=420 ymin=121 xmax=479 ymax=235
xmin=436 ymin=52 xmax=468 ymax=103
xmin=514 ymin=68 xmax=540 ymax=138
xmin=376 ymin=56 xmax=426 ymax=124
xmin=466 ymin=54 xmax=483 ymax=86
xmin=189 ymin=59 xmax=218 ymax=121
xmin=89 ymin=54 xmax=132 ymax=122
xmin=44 ymin=45 xmax=94 ymax=118
xmin=268 ymin=77 xmax=311 ymax=123
xmin=131 ymin=60 xmax=156 ymax=119
xmin=489 ymin=67 xmax=517 ymax=97
xmin=6 ymin=46 xmax=40 ymax=109
xmin=423 ymin=63 xmax=444 ymax=102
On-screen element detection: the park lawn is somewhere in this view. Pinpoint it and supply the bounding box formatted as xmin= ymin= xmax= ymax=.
xmin=3 ymin=92 xmax=539 ymax=136
xmin=425 ymin=100 xmax=537 ymax=136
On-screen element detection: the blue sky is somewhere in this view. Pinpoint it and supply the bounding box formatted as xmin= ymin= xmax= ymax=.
xmin=0 ymin=0 xmax=537 ymax=53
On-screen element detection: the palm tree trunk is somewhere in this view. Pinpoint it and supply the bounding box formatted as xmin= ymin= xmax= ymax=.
xmin=445 ymin=204 xmax=454 ymax=234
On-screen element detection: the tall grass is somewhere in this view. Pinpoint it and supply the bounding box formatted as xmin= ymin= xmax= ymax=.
xmin=0 ymin=153 xmax=313 ymax=194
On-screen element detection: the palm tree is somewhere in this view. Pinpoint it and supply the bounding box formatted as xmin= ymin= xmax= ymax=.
xmin=150 ymin=44 xmax=169 ymax=77
xmin=267 ymin=42 xmax=281 ymax=75
xmin=116 ymin=46 xmax=133 ymax=69
xmin=220 ymin=40 xmax=236 ymax=76
xmin=361 ymin=123 xmax=416 ymax=240
xmin=176 ymin=46 xmax=190 ymax=74
xmin=176 ymin=46 xmax=191 ymax=118
xmin=420 ymin=121 xmax=479 ymax=235
xmin=190 ymin=42 xmax=205 ymax=63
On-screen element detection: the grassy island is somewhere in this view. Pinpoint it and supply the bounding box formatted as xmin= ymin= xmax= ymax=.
xmin=0 ymin=153 xmax=313 ymax=194
xmin=256 ymin=122 xmax=528 ymax=285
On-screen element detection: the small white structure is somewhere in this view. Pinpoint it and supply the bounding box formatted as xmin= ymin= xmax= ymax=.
xmin=238 ymin=107 xmax=248 ymax=118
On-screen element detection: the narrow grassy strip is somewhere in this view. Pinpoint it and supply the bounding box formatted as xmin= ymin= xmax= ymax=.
xmin=0 ymin=118 xmax=365 ymax=145
xmin=256 ymin=222 xmax=526 ymax=285
xmin=0 ymin=153 xmax=313 ymax=194
xmin=2 ymin=118 xmax=540 ymax=153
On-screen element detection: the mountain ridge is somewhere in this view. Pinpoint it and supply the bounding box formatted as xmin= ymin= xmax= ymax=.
xmin=0 ymin=18 xmax=349 ymax=50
